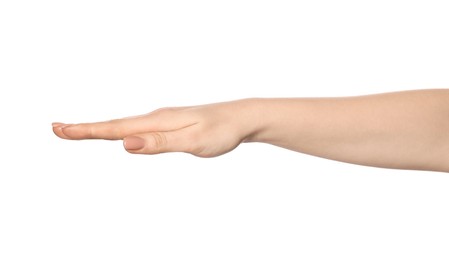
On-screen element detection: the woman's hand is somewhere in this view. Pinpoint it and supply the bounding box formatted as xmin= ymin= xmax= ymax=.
xmin=53 ymin=89 xmax=449 ymax=172
xmin=52 ymin=99 xmax=260 ymax=157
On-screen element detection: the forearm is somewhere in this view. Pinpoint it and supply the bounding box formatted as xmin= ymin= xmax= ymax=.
xmin=245 ymin=89 xmax=449 ymax=172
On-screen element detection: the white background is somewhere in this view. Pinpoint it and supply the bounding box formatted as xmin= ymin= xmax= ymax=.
xmin=1 ymin=0 xmax=449 ymax=259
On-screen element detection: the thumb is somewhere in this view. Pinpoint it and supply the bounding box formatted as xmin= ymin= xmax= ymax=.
xmin=123 ymin=128 xmax=196 ymax=155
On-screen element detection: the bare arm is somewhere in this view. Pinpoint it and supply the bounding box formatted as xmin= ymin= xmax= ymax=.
xmin=52 ymin=89 xmax=449 ymax=172
xmin=246 ymin=89 xmax=449 ymax=172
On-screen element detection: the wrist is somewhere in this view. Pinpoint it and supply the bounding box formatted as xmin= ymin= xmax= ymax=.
xmin=237 ymin=98 xmax=271 ymax=144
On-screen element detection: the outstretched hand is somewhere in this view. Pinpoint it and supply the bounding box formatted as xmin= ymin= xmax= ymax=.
xmin=52 ymin=100 xmax=258 ymax=157
xmin=52 ymin=90 xmax=449 ymax=172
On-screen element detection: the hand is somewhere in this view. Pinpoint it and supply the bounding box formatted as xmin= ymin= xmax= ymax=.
xmin=52 ymin=99 xmax=259 ymax=157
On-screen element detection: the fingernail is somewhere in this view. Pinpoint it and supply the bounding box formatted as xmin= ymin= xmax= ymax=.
xmin=61 ymin=124 xmax=75 ymax=129
xmin=124 ymin=136 xmax=145 ymax=150
xmin=52 ymin=122 xmax=74 ymax=129
xmin=52 ymin=122 xmax=64 ymax=127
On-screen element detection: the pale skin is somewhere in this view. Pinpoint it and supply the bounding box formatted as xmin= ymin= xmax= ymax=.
xmin=52 ymin=89 xmax=449 ymax=173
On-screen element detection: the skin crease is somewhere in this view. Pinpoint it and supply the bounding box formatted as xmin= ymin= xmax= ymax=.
xmin=53 ymin=89 xmax=449 ymax=173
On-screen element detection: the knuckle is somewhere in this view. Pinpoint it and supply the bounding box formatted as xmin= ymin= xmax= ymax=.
xmin=150 ymin=132 xmax=168 ymax=152
xmin=151 ymin=107 xmax=175 ymax=115
xmin=150 ymin=106 xmax=186 ymax=117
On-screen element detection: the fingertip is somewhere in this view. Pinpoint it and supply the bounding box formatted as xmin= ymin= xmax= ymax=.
xmin=52 ymin=122 xmax=73 ymax=139
xmin=52 ymin=124 xmax=72 ymax=139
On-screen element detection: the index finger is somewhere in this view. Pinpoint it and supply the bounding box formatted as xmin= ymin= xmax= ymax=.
xmin=52 ymin=109 xmax=190 ymax=140
xmin=53 ymin=119 xmax=131 ymax=140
